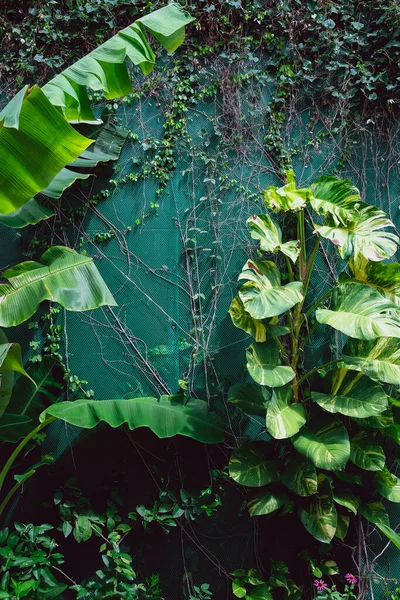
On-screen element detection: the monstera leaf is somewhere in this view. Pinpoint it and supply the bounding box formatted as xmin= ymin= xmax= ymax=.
xmin=246 ymin=341 xmax=296 ymax=388
xmin=266 ymin=384 xmax=306 ymax=439
xmin=316 ymin=281 xmax=400 ymax=340
xmin=314 ymin=205 xmax=398 ymax=262
xmin=40 ymin=395 xmax=224 ymax=444
xmin=350 ymin=258 xmax=400 ymax=305
xmin=228 ymin=383 xmax=271 ymax=417
xmin=312 ymin=369 xmax=388 ymax=418
xmin=293 ymin=418 xmax=350 ymax=471
xmin=375 ymin=467 xmax=400 ymax=502
xmin=229 ymin=296 xmax=267 ymax=342
xmin=299 ymin=476 xmax=338 ymax=543
xmin=350 ymin=431 xmax=385 ymax=471
xmin=264 ymin=171 xmax=308 ymax=212
xmin=247 ymin=490 xmax=290 ymax=516
xmin=281 ymin=455 xmax=318 ymax=496
xmin=341 ymin=337 xmax=400 ymax=385
xmin=247 ymin=214 xmax=300 ymax=262
xmin=309 ymin=176 xmax=362 ymax=225
xmin=238 ymin=260 xmax=303 ymax=320
xmin=229 ymin=443 xmax=277 ymax=487
xmin=0 ymin=246 xmax=116 ymax=327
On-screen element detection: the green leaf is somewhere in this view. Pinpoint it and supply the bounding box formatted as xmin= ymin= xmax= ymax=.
xmin=332 ymin=492 xmax=360 ymax=514
xmin=40 ymin=396 xmax=224 ymax=444
xmin=342 ymin=337 xmax=400 ymax=385
xmin=310 ymin=176 xmax=362 ymax=226
xmin=375 ymin=523 xmax=400 ymax=550
xmin=316 ymin=281 xmax=400 ymax=340
xmin=353 ymin=409 xmax=394 ymax=429
xmin=40 ymin=168 xmax=92 ymax=200
xmin=281 ymin=455 xmax=318 ymax=496
xmin=375 ymin=467 xmax=400 ymax=502
xmin=350 ymin=258 xmax=400 ymax=306
xmin=320 ymin=560 xmax=339 ymax=575
xmin=349 ymin=431 xmax=385 ymax=471
xmin=299 ymin=476 xmax=337 ymax=543
xmin=335 ymin=513 xmax=350 ymax=541
xmin=0 ymin=246 xmax=116 ymax=327
xmin=238 ymin=260 xmax=303 ymax=320
xmin=0 ymin=86 xmax=92 ymax=214
xmin=292 ymin=418 xmax=350 ymax=471
xmin=247 ymin=214 xmax=300 ymax=263
xmin=360 ymin=502 xmax=390 ymax=527
xmin=232 ymin=579 xmax=247 ymax=598
xmin=314 ymin=205 xmax=398 ymax=262
xmin=312 ymin=369 xmax=388 ymax=418
xmin=0 ymin=339 xmax=32 ymax=417
xmin=247 ymin=491 xmax=290 ymax=516
xmin=74 ymin=516 xmax=92 ymax=543
xmin=266 ymin=384 xmax=306 ymax=439
xmin=229 ymin=444 xmax=277 ymax=487
xmin=245 ymin=584 xmax=273 ymax=600
xmin=0 ymin=413 xmax=32 ymax=443
xmin=229 ymin=296 xmax=267 ymax=343
xmin=264 ymin=171 xmax=308 ymax=212
xmin=69 ymin=119 xmax=128 ymax=167
xmin=228 ymin=383 xmax=271 ymax=417
xmin=0 ymin=198 xmax=54 ymax=229
xmin=246 ymin=341 xmax=295 ymax=388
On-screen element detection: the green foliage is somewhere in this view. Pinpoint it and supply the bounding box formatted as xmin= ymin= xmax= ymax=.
xmin=230 ymin=563 xmax=302 ymax=599
xmin=227 ymin=171 xmax=400 ymax=559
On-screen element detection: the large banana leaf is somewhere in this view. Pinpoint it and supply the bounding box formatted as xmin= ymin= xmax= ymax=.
xmin=292 ymin=418 xmax=350 ymax=471
xmin=316 ymin=281 xmax=400 ymax=340
xmin=341 ymin=337 xmax=400 ymax=385
xmin=349 ymin=431 xmax=385 ymax=471
xmin=247 ymin=214 xmax=300 ymax=262
xmin=42 ymin=4 xmax=193 ymax=123
xmin=0 ymin=330 xmax=15 ymax=418
xmin=0 ymin=199 xmax=54 ymax=228
xmin=229 ymin=443 xmax=277 ymax=487
xmin=246 ymin=341 xmax=295 ymax=388
xmin=0 ymin=342 xmax=31 ymax=417
xmin=309 ymin=176 xmax=362 ymax=226
xmin=39 ymin=395 xmax=224 ymax=444
xmin=264 ymin=171 xmax=308 ymax=212
xmin=298 ymin=476 xmax=337 ymax=543
xmin=238 ymin=260 xmax=303 ymax=320
xmin=312 ymin=369 xmax=388 ymax=418
xmin=314 ymin=205 xmax=398 ymax=262
xmin=0 ymin=246 xmax=116 ymax=327
xmin=266 ymin=384 xmax=306 ymax=439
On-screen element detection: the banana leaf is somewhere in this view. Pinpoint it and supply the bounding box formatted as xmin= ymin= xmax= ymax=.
xmin=0 ymin=246 xmax=116 ymax=327
xmin=0 ymin=199 xmax=54 ymax=228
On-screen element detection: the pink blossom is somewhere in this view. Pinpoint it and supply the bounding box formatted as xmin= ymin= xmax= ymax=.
xmin=314 ymin=579 xmax=328 ymax=592
xmin=345 ymin=573 xmax=358 ymax=585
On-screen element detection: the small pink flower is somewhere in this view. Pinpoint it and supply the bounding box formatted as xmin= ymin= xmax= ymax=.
xmin=345 ymin=573 xmax=358 ymax=585
xmin=314 ymin=579 xmax=328 ymax=592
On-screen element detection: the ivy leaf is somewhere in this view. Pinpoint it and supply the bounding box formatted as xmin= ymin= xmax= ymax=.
xmin=316 ymin=281 xmax=400 ymax=340
xmin=229 ymin=296 xmax=267 ymax=343
xmin=341 ymin=337 xmax=400 ymax=385
xmin=266 ymin=384 xmax=306 ymax=439
xmin=292 ymin=418 xmax=350 ymax=471
xmin=298 ymin=475 xmax=337 ymax=543
xmin=238 ymin=260 xmax=303 ymax=320
xmin=281 ymin=455 xmax=318 ymax=496
xmin=349 ymin=431 xmax=385 ymax=471
xmin=247 ymin=214 xmax=300 ymax=263
xmin=311 ymin=369 xmax=388 ymax=418
xmin=228 ymin=383 xmax=271 ymax=417
xmin=247 ymin=490 xmax=290 ymax=516
xmin=246 ymin=341 xmax=295 ymax=388
xmin=229 ymin=444 xmax=277 ymax=487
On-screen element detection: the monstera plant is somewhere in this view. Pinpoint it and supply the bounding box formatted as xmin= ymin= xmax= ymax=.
xmin=228 ymin=172 xmax=400 ymax=550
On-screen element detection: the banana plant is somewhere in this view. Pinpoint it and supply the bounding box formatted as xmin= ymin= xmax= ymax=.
xmin=228 ymin=172 xmax=400 ymax=551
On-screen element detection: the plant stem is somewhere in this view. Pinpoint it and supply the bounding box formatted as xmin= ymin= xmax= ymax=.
xmin=302 ymin=235 xmax=320 ymax=297
xmin=285 ymin=256 xmax=294 ymax=282
xmin=0 ymin=417 xmax=55 ymax=492
xmin=0 ymin=470 xmax=35 ymax=516
xmin=297 ymin=209 xmax=307 ymax=281
xmin=291 ymin=209 xmax=307 ymax=401
xmin=297 ymin=360 xmax=341 ymax=386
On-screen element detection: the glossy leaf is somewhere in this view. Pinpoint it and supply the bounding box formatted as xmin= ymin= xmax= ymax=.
xmin=245 ymin=584 xmax=273 ymax=600
xmin=228 ymin=383 xmax=271 ymax=417
xmin=0 ymin=341 xmax=31 ymax=417
xmin=310 ymin=176 xmax=362 ymax=226
xmin=376 ymin=523 xmax=400 ymax=550
xmin=298 ymin=476 xmax=337 ymax=543
xmin=0 ymin=246 xmax=116 ymax=327
xmin=375 ymin=468 xmax=400 ymax=502
xmin=353 ymin=409 xmax=394 ymax=429
xmin=229 ymin=444 xmax=277 ymax=487
xmin=264 ymin=171 xmax=308 ymax=212
xmin=332 ymin=492 xmax=360 ymax=515
xmin=335 ymin=513 xmax=350 ymax=541
xmin=349 ymin=431 xmax=385 ymax=471
xmin=247 ymin=491 xmax=290 ymax=516
xmin=350 ymin=258 xmax=400 ymax=305
xmin=229 ymin=296 xmax=267 ymax=343
xmin=266 ymin=384 xmax=306 ymax=439
xmin=0 ymin=413 xmax=32 ymax=443
xmin=281 ymin=455 xmax=318 ymax=496
xmin=292 ymin=418 xmax=350 ymax=471
xmin=312 ymin=369 xmax=388 ymax=418
xmin=316 ymin=281 xmax=400 ymax=340
xmin=40 ymin=395 xmax=225 ymax=444
xmin=238 ymin=260 xmax=303 ymax=320
xmin=342 ymin=337 xmax=400 ymax=385
xmin=360 ymin=502 xmax=390 ymax=527
xmin=0 ymin=198 xmax=54 ymax=229
xmin=246 ymin=341 xmax=295 ymax=388
xmin=247 ymin=214 xmax=300 ymax=262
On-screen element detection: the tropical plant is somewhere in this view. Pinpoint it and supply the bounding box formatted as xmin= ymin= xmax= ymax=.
xmin=227 ymin=172 xmax=400 ymax=558
xmin=230 ymin=562 xmax=302 ymax=599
